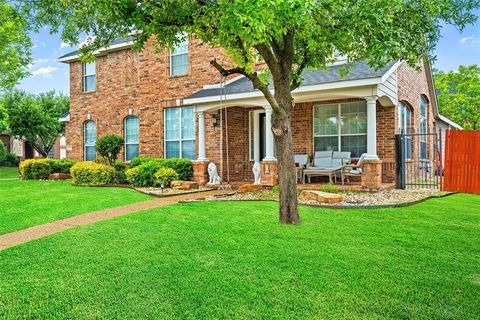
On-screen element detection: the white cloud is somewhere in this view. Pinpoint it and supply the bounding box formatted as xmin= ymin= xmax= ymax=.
xmin=459 ymin=35 xmax=480 ymax=44
xmin=60 ymin=41 xmax=71 ymax=49
xmin=31 ymin=66 xmax=59 ymax=78
xmin=34 ymin=58 xmax=49 ymax=64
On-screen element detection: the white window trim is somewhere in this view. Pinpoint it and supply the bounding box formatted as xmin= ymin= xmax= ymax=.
xmin=170 ymin=36 xmax=189 ymax=77
xmin=398 ymin=102 xmax=413 ymax=160
xmin=419 ymin=97 xmax=428 ymax=160
xmin=124 ymin=116 xmax=140 ymax=162
xmin=312 ymin=102 xmax=367 ymax=158
xmin=164 ymin=107 xmax=196 ymax=159
xmin=248 ymin=110 xmax=265 ymax=161
xmin=84 ymin=120 xmax=96 ymax=161
xmin=83 ymin=61 xmax=96 ymax=92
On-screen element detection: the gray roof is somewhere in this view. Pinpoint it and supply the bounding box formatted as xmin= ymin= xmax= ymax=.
xmin=58 ymin=35 xmax=135 ymax=60
xmin=186 ymin=61 xmax=396 ymax=99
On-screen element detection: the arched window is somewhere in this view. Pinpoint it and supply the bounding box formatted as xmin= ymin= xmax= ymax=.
xmin=125 ymin=116 xmax=139 ymax=161
xmin=398 ymin=102 xmax=412 ymax=159
xmin=420 ymin=96 xmax=428 ymax=159
xmin=84 ymin=120 xmax=96 ymax=161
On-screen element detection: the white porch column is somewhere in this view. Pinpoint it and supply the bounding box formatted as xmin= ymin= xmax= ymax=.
xmin=263 ymin=106 xmax=276 ymax=161
xmin=366 ymin=96 xmax=378 ymax=159
xmin=197 ymin=111 xmax=208 ymax=161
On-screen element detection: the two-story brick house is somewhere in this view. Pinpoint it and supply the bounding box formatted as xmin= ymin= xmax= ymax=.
xmin=59 ymin=36 xmax=453 ymax=187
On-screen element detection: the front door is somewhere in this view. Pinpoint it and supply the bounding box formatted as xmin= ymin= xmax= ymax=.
xmin=250 ymin=110 xmax=266 ymax=162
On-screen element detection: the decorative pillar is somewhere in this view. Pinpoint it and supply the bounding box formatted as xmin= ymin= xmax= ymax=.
xmin=197 ymin=111 xmax=207 ymax=161
xmin=263 ymin=106 xmax=276 ymax=161
xmin=366 ymin=97 xmax=378 ymax=159
xmin=361 ymin=159 xmax=383 ymax=191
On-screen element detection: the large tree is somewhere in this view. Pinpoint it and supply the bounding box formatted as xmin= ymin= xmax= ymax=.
xmin=1 ymin=90 xmax=70 ymax=157
xmin=21 ymin=0 xmax=479 ymax=223
xmin=0 ymin=2 xmax=31 ymax=90
xmin=435 ymin=65 xmax=480 ymax=130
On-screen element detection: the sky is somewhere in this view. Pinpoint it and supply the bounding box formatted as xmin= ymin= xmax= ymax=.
xmin=18 ymin=19 xmax=480 ymax=95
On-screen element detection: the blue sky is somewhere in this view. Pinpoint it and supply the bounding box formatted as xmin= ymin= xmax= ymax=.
xmin=18 ymin=20 xmax=480 ymax=95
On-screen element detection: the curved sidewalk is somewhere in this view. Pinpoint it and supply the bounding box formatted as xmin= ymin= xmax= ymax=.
xmin=0 ymin=189 xmax=221 ymax=251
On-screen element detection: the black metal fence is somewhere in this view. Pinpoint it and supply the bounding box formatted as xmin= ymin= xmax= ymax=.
xmin=396 ymin=130 xmax=442 ymax=189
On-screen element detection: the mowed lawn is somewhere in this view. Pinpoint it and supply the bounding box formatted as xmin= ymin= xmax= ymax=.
xmin=0 ymin=167 xmax=19 ymax=179
xmin=0 ymin=179 xmax=151 ymax=234
xmin=1 ymin=194 xmax=479 ymax=319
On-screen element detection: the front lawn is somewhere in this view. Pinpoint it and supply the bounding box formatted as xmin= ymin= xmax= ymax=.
xmin=1 ymin=194 xmax=479 ymax=319
xmin=0 ymin=179 xmax=151 ymax=235
xmin=0 ymin=167 xmax=19 ymax=179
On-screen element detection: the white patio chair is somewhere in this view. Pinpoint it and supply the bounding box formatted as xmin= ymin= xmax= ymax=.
xmin=294 ymin=154 xmax=309 ymax=183
xmin=341 ymin=153 xmax=367 ymax=184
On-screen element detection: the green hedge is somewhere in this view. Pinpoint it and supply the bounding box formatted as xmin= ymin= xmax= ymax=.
xmin=0 ymin=141 xmax=19 ymax=167
xmin=154 ymin=167 xmax=179 ymax=187
xmin=128 ymin=157 xmax=193 ymax=181
xmin=19 ymin=159 xmax=51 ymax=180
xmin=125 ymin=161 xmax=164 ymax=187
xmin=50 ymin=159 xmax=77 ymax=174
xmin=70 ymin=161 xmax=116 ymax=186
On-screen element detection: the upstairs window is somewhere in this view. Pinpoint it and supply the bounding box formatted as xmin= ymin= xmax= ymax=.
xmin=165 ymin=107 xmax=195 ymax=159
xmin=420 ymin=96 xmax=428 ymax=159
xmin=125 ymin=116 xmax=139 ymax=161
xmin=170 ymin=35 xmax=189 ymax=76
xmin=83 ymin=61 xmax=96 ymax=92
xmin=399 ymin=102 xmax=412 ymax=159
xmin=84 ymin=120 xmax=96 ymax=161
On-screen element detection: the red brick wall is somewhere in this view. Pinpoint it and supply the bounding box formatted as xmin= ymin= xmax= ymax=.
xmin=65 ymin=38 xmax=229 ymax=161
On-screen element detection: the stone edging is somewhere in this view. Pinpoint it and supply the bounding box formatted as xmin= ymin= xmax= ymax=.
xmin=179 ymin=192 xmax=456 ymax=209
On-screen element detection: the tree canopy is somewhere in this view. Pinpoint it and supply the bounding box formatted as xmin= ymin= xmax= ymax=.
xmin=435 ymin=65 xmax=480 ymax=130
xmin=0 ymin=2 xmax=31 ymax=90
xmin=1 ymin=90 xmax=69 ymax=157
xmin=19 ymin=0 xmax=479 ymax=223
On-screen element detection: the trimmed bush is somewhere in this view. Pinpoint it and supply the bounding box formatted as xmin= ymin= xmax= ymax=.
xmin=128 ymin=157 xmax=193 ymax=181
xmin=19 ymin=159 xmax=51 ymax=180
xmin=70 ymin=161 xmax=116 ymax=186
xmin=154 ymin=167 xmax=179 ymax=187
xmin=3 ymin=153 xmax=20 ymax=167
xmin=125 ymin=161 xmax=164 ymax=187
xmin=128 ymin=156 xmax=156 ymax=168
xmin=50 ymin=159 xmax=77 ymax=174
xmin=112 ymin=160 xmax=127 ymax=184
xmin=95 ymin=134 xmax=124 ymax=165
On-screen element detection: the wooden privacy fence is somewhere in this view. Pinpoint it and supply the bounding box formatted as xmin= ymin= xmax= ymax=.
xmin=442 ymin=129 xmax=480 ymax=194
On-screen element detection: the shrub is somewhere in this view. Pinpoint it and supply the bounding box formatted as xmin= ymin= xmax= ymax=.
xmin=128 ymin=156 xmax=157 ymax=168
xmin=50 ymin=159 xmax=77 ymax=174
xmin=125 ymin=161 xmax=164 ymax=187
xmin=19 ymin=159 xmax=51 ymax=180
xmin=112 ymin=160 xmax=127 ymax=184
xmin=95 ymin=134 xmax=124 ymax=165
xmin=0 ymin=141 xmax=6 ymax=162
xmin=70 ymin=161 xmax=116 ymax=186
xmin=319 ymin=183 xmax=339 ymax=194
xmin=3 ymin=153 xmax=20 ymax=167
xmin=272 ymin=185 xmax=280 ymax=193
xmin=154 ymin=167 xmax=179 ymax=187
xmin=163 ymin=158 xmax=193 ymax=181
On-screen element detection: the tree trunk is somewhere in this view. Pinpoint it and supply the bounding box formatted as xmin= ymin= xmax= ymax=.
xmin=272 ymin=85 xmax=301 ymax=224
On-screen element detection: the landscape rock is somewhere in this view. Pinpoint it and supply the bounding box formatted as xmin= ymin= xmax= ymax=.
xmin=298 ymin=190 xmax=343 ymax=204
xmin=237 ymin=183 xmax=263 ymax=193
xmin=49 ymin=173 xmax=71 ymax=180
xmin=171 ymin=180 xmax=199 ymax=190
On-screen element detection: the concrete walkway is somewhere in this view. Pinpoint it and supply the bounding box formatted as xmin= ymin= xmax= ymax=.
xmin=0 ymin=189 xmax=221 ymax=251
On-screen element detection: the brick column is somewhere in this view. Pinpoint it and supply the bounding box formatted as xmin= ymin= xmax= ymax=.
xmin=261 ymin=160 xmax=278 ymax=187
xmin=193 ymin=161 xmax=209 ymax=185
xmin=361 ymin=159 xmax=383 ymax=190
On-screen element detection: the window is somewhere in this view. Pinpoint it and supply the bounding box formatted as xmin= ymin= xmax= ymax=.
xmin=398 ymin=102 xmax=412 ymax=159
xmin=125 ymin=116 xmax=139 ymax=161
xmin=313 ymin=102 xmax=367 ymax=158
xmin=170 ymin=34 xmax=189 ymax=76
xmin=84 ymin=120 xmax=96 ymax=161
xmin=83 ymin=61 xmax=96 ymax=92
xmin=47 ymin=146 xmax=55 ymax=159
xmin=420 ymin=96 xmax=428 ymax=159
xmin=165 ymin=107 xmax=195 ymax=159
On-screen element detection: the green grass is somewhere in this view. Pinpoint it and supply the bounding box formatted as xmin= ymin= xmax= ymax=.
xmin=1 ymin=194 xmax=479 ymax=319
xmin=0 ymin=167 xmax=19 ymax=179
xmin=0 ymin=179 xmax=151 ymax=234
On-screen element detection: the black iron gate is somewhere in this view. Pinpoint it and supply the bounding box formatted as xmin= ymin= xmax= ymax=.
xmin=396 ymin=130 xmax=442 ymax=189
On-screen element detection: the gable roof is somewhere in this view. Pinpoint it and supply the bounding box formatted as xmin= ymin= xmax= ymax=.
xmin=58 ymin=35 xmax=135 ymax=62
xmin=186 ymin=61 xmax=397 ymax=99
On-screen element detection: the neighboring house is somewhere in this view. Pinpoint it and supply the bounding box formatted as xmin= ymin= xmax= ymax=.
xmin=436 ymin=115 xmax=462 ymax=166
xmin=0 ymin=133 xmax=65 ymax=160
xmin=59 ymin=36 xmax=457 ymax=186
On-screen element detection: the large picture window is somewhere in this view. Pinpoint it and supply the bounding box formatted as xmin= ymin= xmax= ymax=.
xmin=83 ymin=61 xmax=96 ymax=92
xmin=124 ymin=116 xmax=139 ymax=161
xmin=313 ymin=102 xmax=367 ymax=158
xmin=170 ymin=34 xmax=189 ymax=76
xmin=165 ymin=107 xmax=195 ymax=159
xmin=398 ymin=102 xmax=412 ymax=159
xmin=420 ymin=96 xmax=428 ymax=159
xmin=84 ymin=120 xmax=96 ymax=161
